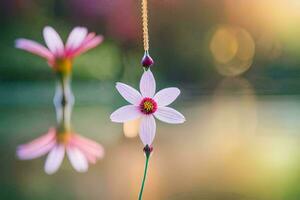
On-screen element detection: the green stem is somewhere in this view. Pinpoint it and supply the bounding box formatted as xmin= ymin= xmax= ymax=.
xmin=138 ymin=153 xmax=150 ymax=200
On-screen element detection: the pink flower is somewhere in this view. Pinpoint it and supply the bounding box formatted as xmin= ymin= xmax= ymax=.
xmin=17 ymin=128 xmax=105 ymax=174
xmin=110 ymin=70 xmax=185 ymax=146
xmin=15 ymin=26 xmax=103 ymax=71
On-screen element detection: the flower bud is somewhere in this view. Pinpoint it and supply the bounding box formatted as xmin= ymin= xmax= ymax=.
xmin=143 ymin=144 xmax=153 ymax=157
xmin=141 ymin=51 xmax=154 ymax=68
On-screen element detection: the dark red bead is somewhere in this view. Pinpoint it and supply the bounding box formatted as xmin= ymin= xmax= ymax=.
xmin=141 ymin=52 xmax=154 ymax=67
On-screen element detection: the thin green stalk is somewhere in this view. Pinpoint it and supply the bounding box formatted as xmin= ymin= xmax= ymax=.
xmin=138 ymin=153 xmax=150 ymax=200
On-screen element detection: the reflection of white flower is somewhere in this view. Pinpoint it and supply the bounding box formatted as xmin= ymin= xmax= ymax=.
xmin=110 ymin=69 xmax=185 ymax=146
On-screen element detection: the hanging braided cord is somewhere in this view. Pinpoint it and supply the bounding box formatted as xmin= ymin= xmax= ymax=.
xmin=141 ymin=0 xmax=149 ymax=51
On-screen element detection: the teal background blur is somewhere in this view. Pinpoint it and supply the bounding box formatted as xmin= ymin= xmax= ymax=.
xmin=2 ymin=0 xmax=300 ymax=199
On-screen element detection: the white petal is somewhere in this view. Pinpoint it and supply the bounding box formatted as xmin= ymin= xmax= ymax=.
xmin=116 ymin=82 xmax=142 ymax=105
xmin=44 ymin=144 xmax=65 ymax=175
xmin=154 ymin=87 xmax=180 ymax=106
xmin=140 ymin=70 xmax=156 ymax=98
xmin=110 ymin=105 xmax=141 ymax=123
xmin=43 ymin=26 xmax=64 ymax=57
xmin=154 ymin=107 xmax=185 ymax=124
xmin=66 ymin=27 xmax=88 ymax=51
xmin=139 ymin=115 xmax=156 ymax=146
xmin=67 ymin=147 xmax=88 ymax=173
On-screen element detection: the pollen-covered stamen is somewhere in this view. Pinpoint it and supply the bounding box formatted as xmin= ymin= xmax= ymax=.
xmin=140 ymin=97 xmax=157 ymax=114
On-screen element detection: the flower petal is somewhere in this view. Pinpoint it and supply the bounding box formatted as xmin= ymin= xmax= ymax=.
xmin=110 ymin=105 xmax=141 ymax=123
xmin=15 ymin=39 xmax=54 ymax=61
xmin=140 ymin=70 xmax=156 ymax=98
xmin=116 ymin=82 xmax=142 ymax=105
xmin=154 ymin=107 xmax=185 ymax=124
xmin=66 ymin=146 xmax=88 ymax=173
xmin=17 ymin=139 xmax=56 ymax=160
xmin=66 ymin=27 xmax=88 ymax=52
xmin=17 ymin=128 xmax=56 ymax=159
xmin=71 ymin=34 xmax=103 ymax=57
xmin=139 ymin=115 xmax=156 ymax=146
xmin=70 ymin=134 xmax=105 ymax=163
xmin=154 ymin=87 xmax=180 ymax=106
xmin=44 ymin=144 xmax=65 ymax=175
xmin=43 ymin=26 xmax=64 ymax=57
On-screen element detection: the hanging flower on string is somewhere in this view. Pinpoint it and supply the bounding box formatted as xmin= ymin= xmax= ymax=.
xmin=110 ymin=0 xmax=186 ymax=199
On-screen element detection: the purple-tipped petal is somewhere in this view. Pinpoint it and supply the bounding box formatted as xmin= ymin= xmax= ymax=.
xmin=154 ymin=107 xmax=185 ymax=124
xmin=44 ymin=144 xmax=65 ymax=175
xmin=66 ymin=27 xmax=88 ymax=52
xmin=154 ymin=87 xmax=180 ymax=107
xmin=15 ymin=39 xmax=54 ymax=61
xmin=116 ymin=82 xmax=142 ymax=105
xmin=139 ymin=115 xmax=156 ymax=146
xmin=140 ymin=70 xmax=156 ymax=98
xmin=43 ymin=26 xmax=64 ymax=57
xmin=66 ymin=146 xmax=88 ymax=173
xmin=110 ymin=105 xmax=141 ymax=123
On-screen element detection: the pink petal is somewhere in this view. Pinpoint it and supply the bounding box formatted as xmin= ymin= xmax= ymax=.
xmin=65 ymin=27 xmax=88 ymax=53
xmin=72 ymin=134 xmax=103 ymax=153
xmin=43 ymin=26 xmax=64 ymax=57
xmin=154 ymin=107 xmax=185 ymax=124
xmin=71 ymin=34 xmax=103 ymax=57
xmin=44 ymin=144 xmax=65 ymax=175
xmin=110 ymin=105 xmax=141 ymax=123
xmin=116 ymin=82 xmax=142 ymax=105
xmin=15 ymin=39 xmax=54 ymax=61
xmin=140 ymin=70 xmax=156 ymax=98
xmin=139 ymin=115 xmax=156 ymax=146
xmin=154 ymin=87 xmax=180 ymax=106
xmin=70 ymin=135 xmax=104 ymax=163
xmin=17 ymin=128 xmax=56 ymax=157
xmin=17 ymin=139 xmax=56 ymax=160
xmin=66 ymin=146 xmax=88 ymax=173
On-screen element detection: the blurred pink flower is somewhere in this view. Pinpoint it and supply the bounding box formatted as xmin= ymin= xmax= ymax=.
xmin=17 ymin=128 xmax=104 ymax=174
xmin=15 ymin=26 xmax=103 ymax=70
xmin=110 ymin=70 xmax=185 ymax=146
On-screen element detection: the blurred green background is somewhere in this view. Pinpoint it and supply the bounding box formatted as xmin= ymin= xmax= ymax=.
xmin=1 ymin=0 xmax=300 ymax=199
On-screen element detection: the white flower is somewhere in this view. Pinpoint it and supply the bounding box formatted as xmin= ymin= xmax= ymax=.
xmin=110 ymin=69 xmax=185 ymax=146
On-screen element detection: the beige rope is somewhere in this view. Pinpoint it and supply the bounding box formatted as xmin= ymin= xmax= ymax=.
xmin=141 ymin=0 xmax=149 ymax=51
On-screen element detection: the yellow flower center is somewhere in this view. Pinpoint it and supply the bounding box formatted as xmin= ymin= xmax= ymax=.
xmin=55 ymin=59 xmax=72 ymax=75
xmin=143 ymin=101 xmax=154 ymax=112
xmin=57 ymin=132 xmax=72 ymax=144
xmin=140 ymin=97 xmax=157 ymax=114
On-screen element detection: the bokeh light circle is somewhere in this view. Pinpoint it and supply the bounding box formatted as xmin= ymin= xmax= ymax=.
xmin=210 ymin=25 xmax=255 ymax=77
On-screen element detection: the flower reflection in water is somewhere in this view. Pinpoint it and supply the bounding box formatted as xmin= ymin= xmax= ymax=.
xmin=17 ymin=127 xmax=104 ymax=174
xmin=17 ymin=75 xmax=104 ymax=174
xmin=15 ymin=27 xmax=105 ymax=174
